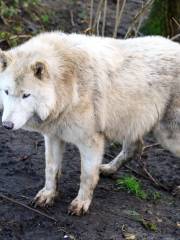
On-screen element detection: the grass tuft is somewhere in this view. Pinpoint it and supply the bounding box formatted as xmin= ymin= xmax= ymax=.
xmin=117 ymin=175 xmax=148 ymax=199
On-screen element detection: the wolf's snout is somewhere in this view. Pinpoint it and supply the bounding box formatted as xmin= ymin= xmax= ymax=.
xmin=2 ymin=121 xmax=14 ymax=130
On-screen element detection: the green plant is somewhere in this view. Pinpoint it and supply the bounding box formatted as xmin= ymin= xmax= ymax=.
xmin=116 ymin=175 xmax=148 ymax=199
xmin=0 ymin=1 xmax=19 ymax=18
xmin=123 ymin=210 xmax=158 ymax=232
xmin=148 ymin=191 xmax=161 ymax=201
xmin=0 ymin=0 xmax=51 ymax=47
xmin=116 ymin=175 xmax=161 ymax=202
xmin=41 ymin=14 xmax=49 ymax=24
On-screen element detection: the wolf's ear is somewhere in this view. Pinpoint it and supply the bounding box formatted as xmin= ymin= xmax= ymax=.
xmin=32 ymin=61 xmax=48 ymax=80
xmin=0 ymin=49 xmax=8 ymax=72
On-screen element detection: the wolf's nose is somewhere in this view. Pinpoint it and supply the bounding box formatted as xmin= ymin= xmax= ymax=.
xmin=2 ymin=121 xmax=14 ymax=130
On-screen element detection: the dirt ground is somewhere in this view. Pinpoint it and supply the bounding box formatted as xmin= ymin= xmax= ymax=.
xmin=0 ymin=0 xmax=180 ymax=240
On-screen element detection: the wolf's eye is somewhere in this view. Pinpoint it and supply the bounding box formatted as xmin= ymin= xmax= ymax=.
xmin=22 ymin=93 xmax=31 ymax=99
xmin=4 ymin=90 xmax=8 ymax=95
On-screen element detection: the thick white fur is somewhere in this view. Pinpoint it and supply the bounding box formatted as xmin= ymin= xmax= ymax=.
xmin=0 ymin=32 xmax=180 ymax=214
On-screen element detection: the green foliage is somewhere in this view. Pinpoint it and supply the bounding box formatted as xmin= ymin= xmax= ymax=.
xmin=0 ymin=0 xmax=41 ymax=18
xmin=124 ymin=210 xmax=158 ymax=232
xmin=0 ymin=1 xmax=19 ymax=18
xmin=116 ymin=175 xmax=161 ymax=201
xmin=141 ymin=0 xmax=168 ymax=36
xmin=117 ymin=175 xmax=148 ymax=199
xmin=41 ymin=14 xmax=49 ymax=24
xmin=148 ymin=190 xmax=161 ymax=201
xmin=0 ymin=0 xmax=51 ymax=47
xmin=141 ymin=219 xmax=157 ymax=232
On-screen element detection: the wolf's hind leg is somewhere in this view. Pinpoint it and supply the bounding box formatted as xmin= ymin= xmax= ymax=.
xmin=100 ymin=139 xmax=143 ymax=175
xmin=154 ymin=119 xmax=180 ymax=194
xmin=154 ymin=122 xmax=180 ymax=157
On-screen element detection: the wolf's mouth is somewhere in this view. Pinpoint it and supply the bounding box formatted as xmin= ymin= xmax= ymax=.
xmin=28 ymin=113 xmax=43 ymax=125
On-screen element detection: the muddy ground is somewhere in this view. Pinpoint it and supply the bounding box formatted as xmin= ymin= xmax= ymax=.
xmin=0 ymin=0 xmax=180 ymax=239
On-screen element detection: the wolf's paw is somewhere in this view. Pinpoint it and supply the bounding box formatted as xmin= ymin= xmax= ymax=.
xmin=31 ymin=188 xmax=58 ymax=207
xmin=100 ymin=163 xmax=117 ymax=176
xmin=68 ymin=197 xmax=91 ymax=216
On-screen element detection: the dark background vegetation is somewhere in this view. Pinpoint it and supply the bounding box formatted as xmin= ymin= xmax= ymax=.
xmin=0 ymin=1 xmax=179 ymax=239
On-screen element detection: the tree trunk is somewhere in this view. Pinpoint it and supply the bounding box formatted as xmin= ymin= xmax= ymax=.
xmin=141 ymin=0 xmax=180 ymax=37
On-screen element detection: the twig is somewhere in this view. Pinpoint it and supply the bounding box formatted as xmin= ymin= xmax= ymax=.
xmin=92 ymin=0 xmax=104 ymax=32
xmin=141 ymin=164 xmax=160 ymax=186
xmin=17 ymin=153 xmax=33 ymax=161
xmin=172 ymin=17 xmax=180 ymax=29
xmin=0 ymin=16 xmax=9 ymax=25
xmin=171 ymin=33 xmax=180 ymax=41
xmin=89 ymin=0 xmax=94 ymax=30
xmin=70 ymin=10 xmax=75 ymax=27
xmin=17 ymin=34 xmax=32 ymax=38
xmin=96 ymin=10 xmax=102 ymax=36
xmin=102 ymin=0 xmax=107 ymax=36
xmin=137 ymin=152 xmax=170 ymax=191
xmin=125 ymin=0 xmax=154 ymax=39
xmin=138 ymin=151 xmax=159 ymax=186
xmin=125 ymin=165 xmax=147 ymax=179
xmin=113 ymin=0 xmax=120 ymax=38
xmin=125 ymin=165 xmax=170 ymax=191
xmin=8 ymin=35 xmax=32 ymax=40
xmin=113 ymin=0 xmax=126 ymax=38
xmin=134 ymin=15 xmax=143 ymax=37
xmin=105 ymin=152 xmax=115 ymax=159
xmin=143 ymin=143 xmax=160 ymax=151
xmin=0 ymin=193 xmax=57 ymax=222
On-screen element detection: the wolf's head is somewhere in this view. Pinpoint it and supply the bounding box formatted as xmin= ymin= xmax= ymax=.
xmin=0 ymin=49 xmax=57 ymax=130
xmin=1 ymin=36 xmax=66 ymax=131
xmin=0 ymin=33 xmax=81 ymax=131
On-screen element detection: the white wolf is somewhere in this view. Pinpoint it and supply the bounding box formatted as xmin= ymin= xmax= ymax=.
xmin=0 ymin=32 xmax=179 ymax=215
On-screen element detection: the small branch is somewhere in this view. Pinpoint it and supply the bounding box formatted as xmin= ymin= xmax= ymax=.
xmin=134 ymin=15 xmax=143 ymax=37
xmin=92 ymin=0 xmax=104 ymax=31
xmin=102 ymin=0 xmax=107 ymax=36
xmin=0 ymin=16 xmax=9 ymax=25
xmin=137 ymin=152 xmax=170 ymax=191
xmin=143 ymin=143 xmax=160 ymax=151
xmin=70 ymin=10 xmax=75 ymax=27
xmin=96 ymin=10 xmax=102 ymax=36
xmin=17 ymin=154 xmax=33 ymax=161
xmin=113 ymin=0 xmax=126 ymax=38
xmin=125 ymin=0 xmax=154 ymax=39
xmin=171 ymin=33 xmax=180 ymax=41
xmin=89 ymin=0 xmax=94 ymax=30
xmin=172 ymin=17 xmax=180 ymax=29
xmin=0 ymin=193 xmax=57 ymax=222
xmin=125 ymin=165 xmax=170 ymax=192
xmin=113 ymin=0 xmax=120 ymax=38
xmin=141 ymin=164 xmax=160 ymax=186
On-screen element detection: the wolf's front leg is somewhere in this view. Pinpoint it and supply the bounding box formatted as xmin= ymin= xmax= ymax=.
xmin=68 ymin=134 xmax=104 ymax=216
xmin=33 ymin=135 xmax=65 ymax=207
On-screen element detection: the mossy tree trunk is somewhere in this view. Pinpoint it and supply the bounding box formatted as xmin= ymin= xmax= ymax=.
xmin=141 ymin=0 xmax=180 ymax=37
